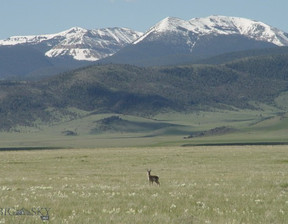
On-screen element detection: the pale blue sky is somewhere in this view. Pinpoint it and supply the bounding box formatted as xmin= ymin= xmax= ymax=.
xmin=0 ymin=0 xmax=287 ymax=39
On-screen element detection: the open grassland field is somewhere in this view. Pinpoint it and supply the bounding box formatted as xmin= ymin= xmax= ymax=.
xmin=1 ymin=146 xmax=288 ymax=223
xmin=1 ymin=108 xmax=288 ymax=149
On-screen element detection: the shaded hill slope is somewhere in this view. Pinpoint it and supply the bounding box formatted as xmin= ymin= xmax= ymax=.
xmin=101 ymin=35 xmax=276 ymax=66
xmin=0 ymin=53 xmax=288 ymax=130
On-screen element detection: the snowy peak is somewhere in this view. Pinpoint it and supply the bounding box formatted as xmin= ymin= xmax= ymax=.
xmin=134 ymin=15 xmax=288 ymax=47
xmin=134 ymin=17 xmax=191 ymax=44
xmin=0 ymin=27 xmax=86 ymax=46
xmin=45 ymin=27 xmax=142 ymax=61
xmin=189 ymin=15 xmax=288 ymax=46
xmin=65 ymin=27 xmax=88 ymax=34
xmin=0 ymin=27 xmax=143 ymax=61
xmin=0 ymin=33 xmax=56 ymax=46
xmin=153 ymin=17 xmax=188 ymax=32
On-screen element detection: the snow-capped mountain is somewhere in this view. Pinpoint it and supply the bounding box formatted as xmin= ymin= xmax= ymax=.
xmin=103 ymin=15 xmax=288 ymax=66
xmin=190 ymin=16 xmax=288 ymax=46
xmin=1 ymin=15 xmax=288 ymax=79
xmin=0 ymin=27 xmax=143 ymax=61
xmin=134 ymin=15 xmax=288 ymax=47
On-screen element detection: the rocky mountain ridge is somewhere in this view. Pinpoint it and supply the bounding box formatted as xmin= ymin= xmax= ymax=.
xmin=0 ymin=27 xmax=142 ymax=61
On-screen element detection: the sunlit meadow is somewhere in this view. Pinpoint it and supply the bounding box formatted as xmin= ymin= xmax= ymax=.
xmin=0 ymin=146 xmax=288 ymax=223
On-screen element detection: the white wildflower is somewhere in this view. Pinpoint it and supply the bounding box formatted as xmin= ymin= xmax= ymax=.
xmin=126 ymin=208 xmax=136 ymax=214
xmin=151 ymin=193 xmax=158 ymax=197
xmin=255 ymin=199 xmax=263 ymax=204
xmin=128 ymin=192 xmax=136 ymax=197
xmin=196 ymin=201 xmax=206 ymax=208
xmin=170 ymin=203 xmax=176 ymax=209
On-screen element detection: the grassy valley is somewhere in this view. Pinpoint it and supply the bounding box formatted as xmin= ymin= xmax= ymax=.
xmin=1 ymin=108 xmax=287 ymax=149
xmin=0 ymin=48 xmax=288 ymax=147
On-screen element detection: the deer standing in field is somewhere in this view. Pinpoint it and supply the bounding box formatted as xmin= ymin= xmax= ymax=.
xmin=147 ymin=169 xmax=160 ymax=185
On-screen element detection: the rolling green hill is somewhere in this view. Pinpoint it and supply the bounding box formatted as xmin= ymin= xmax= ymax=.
xmin=0 ymin=52 xmax=288 ymax=146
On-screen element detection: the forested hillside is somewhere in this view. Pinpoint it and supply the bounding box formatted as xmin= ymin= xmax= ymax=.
xmin=0 ymin=52 xmax=288 ymax=130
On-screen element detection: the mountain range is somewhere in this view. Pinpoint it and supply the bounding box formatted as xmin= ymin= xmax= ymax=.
xmin=0 ymin=27 xmax=142 ymax=61
xmin=0 ymin=27 xmax=142 ymax=79
xmin=1 ymin=15 xmax=288 ymax=79
xmin=102 ymin=15 xmax=288 ymax=65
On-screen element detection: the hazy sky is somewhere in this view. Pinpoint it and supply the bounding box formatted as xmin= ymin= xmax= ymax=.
xmin=0 ymin=0 xmax=287 ymax=39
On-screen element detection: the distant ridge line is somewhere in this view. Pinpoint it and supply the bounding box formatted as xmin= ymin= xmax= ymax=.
xmin=182 ymin=142 xmax=288 ymax=147
xmin=0 ymin=147 xmax=66 ymax=151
